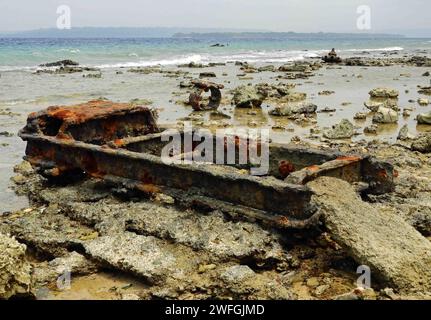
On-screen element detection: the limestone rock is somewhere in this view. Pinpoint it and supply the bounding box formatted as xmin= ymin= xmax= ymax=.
xmin=323 ymin=119 xmax=355 ymax=139
xmin=411 ymin=134 xmax=431 ymax=153
xmin=270 ymin=102 xmax=317 ymax=116
xmin=417 ymin=111 xmax=431 ymax=125
xmin=308 ymin=177 xmax=431 ymax=293
xmin=364 ymin=101 xmax=384 ymax=112
xmin=372 ymin=107 xmax=399 ymax=124
xmin=369 ymin=88 xmax=399 ymax=99
xmin=0 ymin=233 xmax=32 ymax=299
xmin=418 ymin=98 xmax=430 ymax=106
xmin=232 ymin=85 xmax=264 ymax=108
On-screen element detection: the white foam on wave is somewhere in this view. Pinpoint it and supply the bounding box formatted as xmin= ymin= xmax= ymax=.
xmin=96 ymin=50 xmax=329 ymax=68
xmin=96 ymin=54 xmax=204 ymax=69
xmin=56 ymin=48 xmax=81 ymax=53
xmin=345 ymin=46 xmax=404 ymax=52
xmin=216 ymin=50 xmax=326 ymax=63
xmin=0 ymin=46 xmax=408 ymax=71
xmin=0 ymin=65 xmax=38 ymax=72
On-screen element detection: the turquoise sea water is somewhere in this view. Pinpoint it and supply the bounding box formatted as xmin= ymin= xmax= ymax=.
xmin=1 ymin=37 xmax=431 ymax=70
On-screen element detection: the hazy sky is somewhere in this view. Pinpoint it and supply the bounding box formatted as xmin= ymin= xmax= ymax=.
xmin=0 ymin=0 xmax=429 ymax=34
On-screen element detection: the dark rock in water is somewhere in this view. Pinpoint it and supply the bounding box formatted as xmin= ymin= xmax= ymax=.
xmin=0 ymin=131 xmax=13 ymax=137
xmin=418 ymin=86 xmax=431 ymax=95
xmin=322 ymin=49 xmax=342 ymax=64
xmin=208 ymin=62 xmax=226 ymax=67
xmin=422 ymin=71 xmax=430 ymax=77
xmin=83 ymin=72 xmax=102 ymax=79
xmin=35 ymin=66 xmax=99 ymax=75
xmin=318 ymin=107 xmax=336 ymax=113
xmin=178 ymin=61 xmax=204 ymax=68
xmin=322 ymin=56 xmax=342 ymax=64
xmin=199 ymin=72 xmax=217 ymax=78
xmin=39 ymin=59 xmax=79 ymax=67
xmin=210 ymin=43 xmax=225 ymax=47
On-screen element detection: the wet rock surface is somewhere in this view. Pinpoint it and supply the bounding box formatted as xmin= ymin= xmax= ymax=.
xmin=0 ymin=233 xmax=32 ymax=299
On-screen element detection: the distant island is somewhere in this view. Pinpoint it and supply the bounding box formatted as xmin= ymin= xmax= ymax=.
xmin=173 ymin=32 xmax=405 ymax=40
xmin=0 ymin=27 xmax=405 ymax=39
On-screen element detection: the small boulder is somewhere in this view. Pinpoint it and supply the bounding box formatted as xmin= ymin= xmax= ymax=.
xmin=354 ymin=112 xmax=367 ymax=120
xmin=372 ymin=107 xmax=399 ymax=124
xmin=369 ymin=88 xmax=399 ymax=99
xmin=397 ymin=124 xmax=413 ymax=141
xmin=0 ymin=233 xmax=32 ymax=299
xmin=232 ymin=85 xmax=264 ymax=108
xmin=323 ymin=119 xmax=355 ymax=139
xmin=199 ymin=72 xmax=216 ymax=78
xmin=364 ymin=124 xmax=378 ymax=134
xmin=417 ymin=111 xmax=431 ymax=125
xmin=364 ymin=101 xmax=384 ymax=112
xmin=418 ymin=86 xmax=431 ymax=95
xmin=258 ymin=65 xmax=275 ymax=72
xmin=418 ymin=98 xmax=430 ymax=106
xmin=411 ymin=134 xmax=431 ymax=153
xmin=39 ymin=59 xmax=79 ymax=67
xmin=270 ymin=102 xmax=317 ymax=116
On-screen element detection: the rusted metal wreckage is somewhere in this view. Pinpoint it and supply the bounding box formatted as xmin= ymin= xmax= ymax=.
xmin=19 ymin=100 xmax=395 ymax=228
xmin=189 ymin=80 xmax=224 ymax=111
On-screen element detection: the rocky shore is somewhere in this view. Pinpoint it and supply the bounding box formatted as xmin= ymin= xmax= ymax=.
xmin=1 ymin=50 xmax=431 ymax=300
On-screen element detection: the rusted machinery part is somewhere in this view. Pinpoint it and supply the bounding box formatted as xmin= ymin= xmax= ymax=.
xmin=285 ymin=156 xmax=362 ymax=185
xmin=101 ymin=174 xmax=320 ymax=230
xmin=284 ymin=155 xmax=395 ymax=195
xmin=20 ymin=100 xmax=159 ymax=144
xmin=189 ymin=80 xmax=224 ymax=111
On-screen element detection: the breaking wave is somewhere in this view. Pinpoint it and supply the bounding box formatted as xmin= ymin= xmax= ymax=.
xmin=0 ymin=46 xmax=407 ymax=71
xmin=96 ymin=54 xmax=204 ymax=69
xmin=345 ymin=46 xmax=404 ymax=52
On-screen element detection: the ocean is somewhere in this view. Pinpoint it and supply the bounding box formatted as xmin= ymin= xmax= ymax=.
xmin=1 ymin=37 xmax=431 ymax=71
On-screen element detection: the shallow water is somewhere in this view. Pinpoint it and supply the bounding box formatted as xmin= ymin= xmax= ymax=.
xmin=1 ymin=48 xmax=431 ymax=213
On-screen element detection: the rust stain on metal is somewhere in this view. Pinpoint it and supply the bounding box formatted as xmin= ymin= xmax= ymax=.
xmin=335 ymin=156 xmax=361 ymax=162
xmin=278 ymin=160 xmax=295 ymax=178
